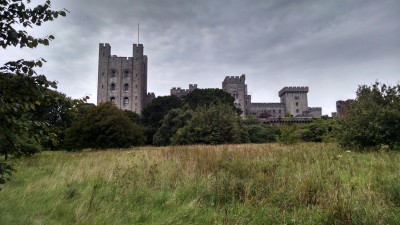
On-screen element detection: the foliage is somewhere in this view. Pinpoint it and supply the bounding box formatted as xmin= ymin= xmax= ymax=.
xmin=278 ymin=124 xmax=300 ymax=144
xmin=153 ymin=105 xmax=193 ymax=146
xmin=124 ymin=110 xmax=142 ymax=125
xmin=339 ymin=82 xmax=400 ymax=150
xmin=0 ymin=73 xmax=50 ymax=159
xmin=183 ymin=89 xmax=240 ymax=113
xmin=0 ymin=162 xmax=13 ymax=190
xmin=64 ymin=102 xmax=146 ymax=150
xmin=298 ymin=119 xmax=339 ymax=143
xmin=172 ymin=104 xmax=248 ymax=145
xmin=141 ymin=95 xmax=181 ymax=144
xmin=0 ymin=0 xmax=67 ymax=186
xmin=27 ymin=89 xmax=87 ymax=149
xmin=245 ymin=124 xmax=280 ymax=143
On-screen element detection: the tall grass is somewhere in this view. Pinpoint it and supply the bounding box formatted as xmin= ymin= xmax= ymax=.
xmin=1 ymin=143 xmax=400 ymax=224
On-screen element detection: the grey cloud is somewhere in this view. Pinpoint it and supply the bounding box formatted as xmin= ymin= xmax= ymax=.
xmin=1 ymin=0 xmax=399 ymax=115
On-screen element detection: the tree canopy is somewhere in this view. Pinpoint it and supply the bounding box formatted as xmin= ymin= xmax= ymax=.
xmin=64 ymin=102 xmax=146 ymax=150
xmin=172 ymin=104 xmax=248 ymax=145
xmin=183 ymin=89 xmax=238 ymax=112
xmin=1 ymin=0 xmax=68 ymax=187
xmin=339 ymin=82 xmax=400 ymax=150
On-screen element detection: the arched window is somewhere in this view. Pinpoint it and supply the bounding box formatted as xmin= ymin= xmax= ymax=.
xmin=124 ymin=70 xmax=129 ymax=79
xmin=110 ymin=69 xmax=117 ymax=78
xmin=124 ymin=83 xmax=129 ymax=92
xmin=110 ymin=97 xmax=115 ymax=102
xmin=111 ymin=83 xmax=116 ymax=91
xmin=233 ymin=92 xmax=239 ymax=99
xmin=123 ymin=97 xmax=129 ymax=106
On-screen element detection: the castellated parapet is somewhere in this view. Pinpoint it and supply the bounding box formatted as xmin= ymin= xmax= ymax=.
xmin=171 ymin=84 xmax=198 ymax=99
xmin=97 ymin=43 xmax=152 ymax=114
xmin=278 ymin=86 xmax=309 ymax=97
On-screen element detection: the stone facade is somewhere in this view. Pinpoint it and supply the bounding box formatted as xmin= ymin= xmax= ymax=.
xmin=222 ymin=74 xmax=251 ymax=117
xmin=336 ymin=99 xmax=354 ymax=116
xmin=171 ymin=84 xmax=198 ymax=99
xmin=250 ymin=103 xmax=285 ymax=118
xmin=223 ymin=75 xmax=322 ymax=118
xmin=97 ymin=43 xmax=154 ymax=114
xmin=279 ymin=87 xmax=309 ymax=117
xmin=171 ymin=74 xmax=323 ymax=118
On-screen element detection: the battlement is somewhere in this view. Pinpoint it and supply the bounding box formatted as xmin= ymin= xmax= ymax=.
xmin=251 ymin=103 xmax=284 ymax=107
xmin=99 ymin=43 xmax=111 ymax=48
xmin=223 ymin=74 xmax=246 ymax=84
xmin=171 ymin=84 xmax=198 ymax=98
xmin=279 ymin=86 xmax=309 ymax=97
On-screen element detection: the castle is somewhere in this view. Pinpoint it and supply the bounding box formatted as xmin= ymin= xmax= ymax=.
xmin=172 ymin=74 xmax=322 ymax=118
xmin=97 ymin=43 xmax=154 ymax=113
xmin=97 ymin=43 xmax=321 ymax=118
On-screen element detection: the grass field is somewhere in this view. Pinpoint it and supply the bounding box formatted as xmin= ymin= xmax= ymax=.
xmin=1 ymin=143 xmax=400 ymax=224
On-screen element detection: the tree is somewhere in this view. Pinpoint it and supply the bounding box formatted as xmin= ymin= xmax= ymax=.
xmin=153 ymin=105 xmax=193 ymax=146
xmin=28 ymin=89 xmax=87 ymax=149
xmin=172 ymin=104 xmax=249 ymax=145
xmin=1 ymin=0 xmax=67 ymax=187
xmin=64 ymin=102 xmax=146 ymax=150
xmin=245 ymin=124 xmax=280 ymax=143
xmin=339 ymin=82 xmax=400 ymax=150
xmin=141 ymin=95 xmax=182 ymax=144
xmin=183 ymin=89 xmax=240 ymax=113
xmin=0 ymin=0 xmax=67 ymax=185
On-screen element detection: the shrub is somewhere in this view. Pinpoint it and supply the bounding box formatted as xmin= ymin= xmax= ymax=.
xmin=64 ymin=102 xmax=146 ymax=150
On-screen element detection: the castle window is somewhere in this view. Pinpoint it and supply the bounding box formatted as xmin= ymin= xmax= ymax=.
xmin=233 ymin=92 xmax=239 ymax=99
xmin=273 ymin=110 xmax=275 ymax=113
xmin=123 ymin=97 xmax=129 ymax=106
xmin=102 ymin=72 xmax=104 ymax=77
xmin=124 ymin=83 xmax=129 ymax=92
xmin=124 ymin=70 xmax=129 ymax=78
xmin=110 ymin=69 xmax=117 ymax=78
xmin=296 ymin=109 xmax=299 ymax=113
xmin=135 ymin=85 xmax=138 ymax=88
xmin=279 ymin=110 xmax=282 ymax=113
xmin=135 ymin=96 xmax=137 ymax=100
xmin=110 ymin=97 xmax=115 ymax=102
xmin=111 ymin=83 xmax=116 ymax=91
xmin=294 ymin=96 xmax=299 ymax=100
xmin=102 ymin=85 xmax=104 ymax=89
xmin=296 ymin=102 xmax=298 ymax=106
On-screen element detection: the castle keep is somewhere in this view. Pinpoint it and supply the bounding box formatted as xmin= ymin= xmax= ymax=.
xmin=97 ymin=43 xmax=154 ymax=113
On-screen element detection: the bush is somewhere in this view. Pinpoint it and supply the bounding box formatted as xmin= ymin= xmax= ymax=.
xmin=64 ymin=102 xmax=146 ymax=150
xmin=339 ymin=82 xmax=400 ymax=150
xmin=172 ymin=104 xmax=249 ymax=145
xmin=246 ymin=124 xmax=279 ymax=143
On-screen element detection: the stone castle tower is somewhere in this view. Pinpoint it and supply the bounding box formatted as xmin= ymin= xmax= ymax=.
xmin=97 ymin=43 xmax=154 ymax=113
xmin=278 ymin=87 xmax=309 ymax=116
xmin=222 ymin=74 xmax=252 ymax=117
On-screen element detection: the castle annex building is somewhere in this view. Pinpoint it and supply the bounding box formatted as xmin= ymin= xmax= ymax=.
xmin=97 ymin=43 xmax=154 ymax=113
xmin=172 ymin=74 xmax=322 ymax=119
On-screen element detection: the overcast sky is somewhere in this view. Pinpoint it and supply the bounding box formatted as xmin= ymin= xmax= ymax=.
xmin=2 ymin=0 xmax=400 ymax=115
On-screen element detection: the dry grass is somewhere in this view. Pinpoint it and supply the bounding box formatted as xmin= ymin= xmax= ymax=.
xmin=1 ymin=143 xmax=400 ymax=224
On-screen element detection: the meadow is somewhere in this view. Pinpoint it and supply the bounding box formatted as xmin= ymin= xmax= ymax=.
xmin=1 ymin=143 xmax=400 ymax=224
